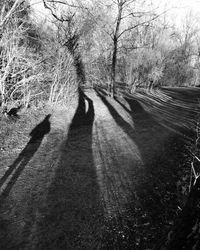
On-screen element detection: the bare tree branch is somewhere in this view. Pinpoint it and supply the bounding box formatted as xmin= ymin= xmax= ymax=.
xmin=43 ymin=0 xmax=89 ymax=10
xmin=42 ymin=0 xmax=72 ymax=22
xmin=121 ymin=10 xmax=156 ymax=20
xmin=0 ymin=0 xmax=22 ymax=27
xmin=118 ymin=10 xmax=169 ymax=39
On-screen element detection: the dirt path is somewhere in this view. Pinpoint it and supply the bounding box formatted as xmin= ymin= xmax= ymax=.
xmin=0 ymin=88 xmax=198 ymax=249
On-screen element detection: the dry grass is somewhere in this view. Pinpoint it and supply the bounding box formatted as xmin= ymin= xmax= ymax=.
xmin=0 ymin=106 xmax=46 ymax=166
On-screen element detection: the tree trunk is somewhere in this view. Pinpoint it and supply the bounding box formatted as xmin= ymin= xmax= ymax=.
xmin=110 ymin=0 xmax=123 ymax=97
xmin=65 ymin=34 xmax=85 ymax=86
xmin=111 ymin=37 xmax=118 ymax=97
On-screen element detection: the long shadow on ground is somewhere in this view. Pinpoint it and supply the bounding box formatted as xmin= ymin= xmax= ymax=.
xmin=31 ymin=89 xmax=104 ymax=250
xmin=96 ymin=90 xmax=189 ymax=249
xmin=0 ymin=114 xmax=51 ymax=250
xmin=0 ymin=114 xmax=51 ymax=201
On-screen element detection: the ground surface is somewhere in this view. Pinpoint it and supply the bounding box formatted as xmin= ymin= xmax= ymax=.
xmin=0 ymin=87 xmax=200 ymax=250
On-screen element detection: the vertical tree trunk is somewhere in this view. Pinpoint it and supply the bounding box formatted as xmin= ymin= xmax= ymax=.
xmin=110 ymin=0 xmax=123 ymax=97
xmin=65 ymin=33 xmax=85 ymax=86
xmin=111 ymin=37 xmax=118 ymax=97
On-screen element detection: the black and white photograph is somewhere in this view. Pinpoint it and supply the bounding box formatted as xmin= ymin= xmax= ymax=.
xmin=0 ymin=0 xmax=200 ymax=249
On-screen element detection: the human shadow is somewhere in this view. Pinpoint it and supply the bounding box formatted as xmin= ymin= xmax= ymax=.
xmin=70 ymin=88 xmax=94 ymax=128
xmin=0 ymin=114 xmax=51 ymax=201
xmin=32 ymin=90 xmax=103 ymax=250
xmin=96 ymin=90 xmax=188 ymax=249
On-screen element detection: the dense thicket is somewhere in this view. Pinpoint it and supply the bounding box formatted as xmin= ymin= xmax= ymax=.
xmin=0 ymin=0 xmax=77 ymax=109
xmin=0 ymin=0 xmax=200 ymax=108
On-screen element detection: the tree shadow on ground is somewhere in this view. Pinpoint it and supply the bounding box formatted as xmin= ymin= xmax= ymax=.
xmin=32 ymin=89 xmax=104 ymax=250
xmin=96 ymin=90 xmax=189 ymax=249
xmin=0 ymin=114 xmax=51 ymax=250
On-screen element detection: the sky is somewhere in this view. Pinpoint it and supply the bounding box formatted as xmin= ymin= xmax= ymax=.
xmin=30 ymin=0 xmax=200 ymax=27
xmin=30 ymin=0 xmax=51 ymax=20
xmin=160 ymin=0 xmax=200 ymax=25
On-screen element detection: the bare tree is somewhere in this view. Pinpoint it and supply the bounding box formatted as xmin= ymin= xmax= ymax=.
xmin=94 ymin=0 xmax=168 ymax=96
xmin=42 ymin=0 xmax=89 ymax=86
xmin=0 ymin=0 xmax=43 ymax=109
xmin=40 ymin=0 xmax=172 ymax=95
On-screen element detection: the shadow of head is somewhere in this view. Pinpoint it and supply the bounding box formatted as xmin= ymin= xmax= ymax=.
xmin=85 ymin=96 xmax=94 ymax=125
xmin=29 ymin=114 xmax=51 ymax=141
xmin=70 ymin=89 xmax=94 ymax=129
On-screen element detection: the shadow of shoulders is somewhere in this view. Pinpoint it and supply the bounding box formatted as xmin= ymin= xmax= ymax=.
xmin=0 ymin=114 xmax=51 ymax=201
